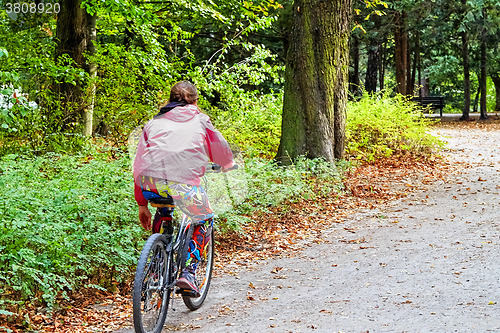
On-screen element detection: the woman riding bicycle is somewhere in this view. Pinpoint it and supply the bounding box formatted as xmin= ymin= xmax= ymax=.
xmin=133 ymin=81 xmax=234 ymax=297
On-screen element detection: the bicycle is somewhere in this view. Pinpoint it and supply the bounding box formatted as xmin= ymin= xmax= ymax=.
xmin=132 ymin=163 xmax=236 ymax=333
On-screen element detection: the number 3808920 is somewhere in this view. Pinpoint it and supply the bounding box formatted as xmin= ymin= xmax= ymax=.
xmin=6 ymin=2 xmax=61 ymax=14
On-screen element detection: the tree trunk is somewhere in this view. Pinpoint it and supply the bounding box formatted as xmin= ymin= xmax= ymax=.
xmin=461 ymin=29 xmax=471 ymax=120
xmin=406 ymin=31 xmax=413 ymax=95
xmin=83 ymin=12 xmax=97 ymax=136
xmin=416 ymin=34 xmax=422 ymax=98
xmin=394 ymin=11 xmax=408 ymax=95
xmin=379 ymin=40 xmax=385 ymax=91
xmin=55 ymin=0 xmax=89 ymax=128
xmin=479 ymin=7 xmax=488 ymax=120
xmin=276 ymin=0 xmax=351 ymax=163
xmin=365 ymin=39 xmax=380 ymax=93
xmin=349 ymin=34 xmax=360 ymax=95
xmin=473 ymin=81 xmax=480 ymax=113
xmin=492 ymin=74 xmax=500 ymax=112
xmin=409 ymin=31 xmax=419 ymax=96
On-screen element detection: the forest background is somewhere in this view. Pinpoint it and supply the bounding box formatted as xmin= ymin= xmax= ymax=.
xmin=0 ymin=0 xmax=499 ymax=330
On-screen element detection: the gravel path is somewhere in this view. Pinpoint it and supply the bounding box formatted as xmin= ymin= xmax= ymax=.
xmin=116 ymin=123 xmax=500 ymax=333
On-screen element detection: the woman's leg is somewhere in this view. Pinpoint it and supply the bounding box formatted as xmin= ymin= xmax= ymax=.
xmin=141 ymin=178 xmax=213 ymax=294
xmin=186 ymin=218 xmax=213 ymax=269
xmin=139 ymin=176 xmax=174 ymax=234
xmin=151 ymin=207 xmax=173 ymax=234
xmin=165 ymin=182 xmax=214 ymax=266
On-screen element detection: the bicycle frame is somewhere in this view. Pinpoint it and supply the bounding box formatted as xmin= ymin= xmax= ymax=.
xmin=133 ymin=163 xmax=231 ymax=333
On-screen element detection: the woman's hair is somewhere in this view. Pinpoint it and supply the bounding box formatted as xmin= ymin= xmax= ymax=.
xmin=169 ymin=81 xmax=199 ymax=104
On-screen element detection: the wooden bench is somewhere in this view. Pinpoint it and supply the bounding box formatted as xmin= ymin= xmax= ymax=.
xmin=412 ymin=96 xmax=445 ymax=117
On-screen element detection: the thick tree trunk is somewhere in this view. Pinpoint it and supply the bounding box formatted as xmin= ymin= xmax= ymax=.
xmin=276 ymin=0 xmax=351 ymax=163
xmin=492 ymin=74 xmax=500 ymax=112
xmin=461 ymin=29 xmax=471 ymax=120
xmin=394 ymin=11 xmax=408 ymax=95
xmin=479 ymin=7 xmax=488 ymax=120
xmin=365 ymin=39 xmax=380 ymax=93
xmin=55 ymin=0 xmax=89 ymax=128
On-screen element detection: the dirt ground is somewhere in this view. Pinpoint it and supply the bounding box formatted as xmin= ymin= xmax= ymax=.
xmin=113 ymin=122 xmax=500 ymax=333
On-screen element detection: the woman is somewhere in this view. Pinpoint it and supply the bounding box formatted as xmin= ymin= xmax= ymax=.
xmin=133 ymin=81 xmax=234 ymax=296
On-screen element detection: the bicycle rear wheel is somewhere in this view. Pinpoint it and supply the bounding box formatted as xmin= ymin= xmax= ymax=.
xmin=182 ymin=226 xmax=214 ymax=310
xmin=133 ymin=233 xmax=172 ymax=333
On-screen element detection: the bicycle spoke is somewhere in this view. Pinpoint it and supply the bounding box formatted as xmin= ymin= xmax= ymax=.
xmin=133 ymin=234 xmax=171 ymax=333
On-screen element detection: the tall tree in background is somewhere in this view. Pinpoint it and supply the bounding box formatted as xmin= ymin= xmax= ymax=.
xmin=55 ymin=0 xmax=93 ymax=131
xmin=393 ymin=10 xmax=408 ymax=95
xmin=83 ymin=11 xmax=97 ymax=136
xmin=276 ymin=0 xmax=352 ymax=163
xmin=479 ymin=6 xmax=488 ymax=120
xmin=365 ymin=38 xmax=380 ymax=93
xmin=349 ymin=33 xmax=361 ymax=95
xmin=459 ymin=0 xmax=471 ymax=120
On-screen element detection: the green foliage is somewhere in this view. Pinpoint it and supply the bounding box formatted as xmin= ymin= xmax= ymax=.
xmin=0 ymin=145 xmax=348 ymax=312
xmin=0 ymin=0 xmax=283 ymax=154
xmin=87 ymin=43 xmax=179 ymax=143
xmin=217 ymin=156 xmax=349 ymax=233
xmin=346 ymin=91 xmax=442 ymax=162
xmin=204 ymin=91 xmax=282 ymax=158
xmin=0 ymin=147 xmax=143 ymax=311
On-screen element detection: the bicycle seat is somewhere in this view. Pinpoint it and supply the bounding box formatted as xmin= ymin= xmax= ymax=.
xmin=149 ymin=196 xmax=175 ymax=208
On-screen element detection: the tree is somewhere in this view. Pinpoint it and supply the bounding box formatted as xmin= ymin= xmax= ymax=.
xmin=492 ymin=74 xmax=500 ymax=111
xmin=55 ymin=0 xmax=91 ymax=129
xmin=83 ymin=12 xmax=97 ymax=136
xmin=365 ymin=38 xmax=381 ymax=93
xmin=460 ymin=27 xmax=471 ymax=119
xmin=393 ymin=10 xmax=408 ymax=95
xmin=479 ymin=6 xmax=488 ymax=120
xmin=349 ymin=32 xmax=361 ymax=95
xmin=276 ymin=0 xmax=352 ymax=163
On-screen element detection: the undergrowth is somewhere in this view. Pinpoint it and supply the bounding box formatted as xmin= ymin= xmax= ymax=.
xmin=346 ymin=91 xmax=442 ymax=162
xmin=216 ymin=156 xmax=349 ymax=233
xmin=0 ymin=147 xmax=142 ymax=319
xmin=0 ymin=145 xmax=347 ymax=322
xmin=0 ymin=90 xmax=443 ymax=326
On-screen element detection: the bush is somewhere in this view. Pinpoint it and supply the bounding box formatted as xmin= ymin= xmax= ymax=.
xmin=0 ymin=147 xmax=143 ymax=312
xmin=216 ymin=156 xmax=349 ymax=233
xmin=208 ymin=92 xmax=282 ymax=158
xmin=346 ymin=91 xmax=442 ymax=162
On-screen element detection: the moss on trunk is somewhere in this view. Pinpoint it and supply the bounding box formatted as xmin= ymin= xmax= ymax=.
xmin=276 ymin=0 xmax=351 ymax=164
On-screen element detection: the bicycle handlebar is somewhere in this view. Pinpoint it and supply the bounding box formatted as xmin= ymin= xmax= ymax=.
xmin=207 ymin=163 xmax=239 ymax=173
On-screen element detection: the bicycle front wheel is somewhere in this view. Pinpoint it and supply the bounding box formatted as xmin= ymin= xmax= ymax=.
xmin=182 ymin=226 xmax=214 ymax=310
xmin=133 ymin=233 xmax=172 ymax=333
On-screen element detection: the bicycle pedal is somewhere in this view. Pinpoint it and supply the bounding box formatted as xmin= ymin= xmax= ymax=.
xmin=176 ymin=288 xmax=198 ymax=297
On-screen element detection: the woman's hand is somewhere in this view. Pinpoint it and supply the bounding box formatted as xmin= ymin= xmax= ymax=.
xmin=138 ymin=205 xmax=152 ymax=230
xmin=221 ymin=161 xmax=238 ymax=172
xmin=222 ymin=161 xmax=236 ymax=172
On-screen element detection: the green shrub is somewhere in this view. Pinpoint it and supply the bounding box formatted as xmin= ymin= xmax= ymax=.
xmin=0 ymin=145 xmax=348 ymax=312
xmin=209 ymin=92 xmax=282 ymax=158
xmin=216 ymin=156 xmax=349 ymax=233
xmin=0 ymin=148 xmax=143 ymax=311
xmin=346 ymin=91 xmax=442 ymax=162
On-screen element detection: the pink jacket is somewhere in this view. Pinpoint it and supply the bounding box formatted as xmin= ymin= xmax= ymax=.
xmin=133 ymin=104 xmax=234 ymax=205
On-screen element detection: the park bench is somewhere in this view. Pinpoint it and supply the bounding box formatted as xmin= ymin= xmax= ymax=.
xmin=412 ymin=96 xmax=445 ymax=117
